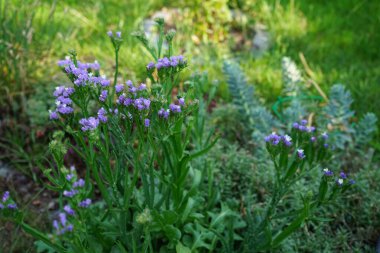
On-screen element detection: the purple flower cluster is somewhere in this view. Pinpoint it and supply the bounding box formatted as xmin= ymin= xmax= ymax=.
xmin=264 ymin=132 xmax=292 ymax=147
xmin=147 ymin=55 xmax=186 ymax=71
xmin=97 ymin=108 xmax=108 ymax=123
xmin=296 ymin=149 xmax=305 ymax=159
xmin=49 ymin=86 xmax=75 ymax=120
xmin=58 ymin=58 xmax=110 ymax=87
xmin=53 ymin=213 xmax=73 ymax=235
xmin=79 ymin=117 xmax=100 ymax=131
xmin=107 ymin=31 xmax=121 ymax=38
xmin=323 ymin=168 xmax=334 ymax=176
xmin=158 ymin=108 xmax=170 ymax=119
xmin=292 ymin=119 xmax=316 ymax=133
xmin=79 ymin=198 xmax=92 ymax=208
xmin=0 ymin=191 xmax=17 ymax=210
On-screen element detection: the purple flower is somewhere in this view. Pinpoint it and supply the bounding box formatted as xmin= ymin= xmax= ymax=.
xmin=324 ymin=143 xmax=329 ymax=148
xmin=66 ymin=174 xmax=74 ymax=181
xmin=138 ymin=83 xmax=147 ymax=91
xmin=143 ymin=98 xmax=150 ymax=108
xmin=147 ymin=62 xmax=155 ymax=70
xmin=298 ymin=125 xmax=307 ymax=131
xmin=126 ymin=80 xmax=133 ymax=87
xmin=107 ymin=31 xmax=113 ymax=37
xmin=0 ymin=203 xmax=3 ymax=209
xmin=307 ymin=126 xmax=316 ymax=132
xmin=179 ymin=98 xmax=185 ymax=106
xmin=91 ymin=60 xmax=100 ymax=70
xmin=123 ymin=98 xmax=133 ymax=106
xmin=144 ymin=119 xmax=150 ymax=127
xmin=115 ymin=84 xmax=124 ymax=93
xmin=57 ymin=104 xmax=74 ymax=114
xmin=339 ymin=172 xmax=347 ymax=179
xmin=65 ymin=224 xmax=74 ymax=232
xmin=282 ymin=135 xmax=292 ymax=146
xmin=310 ymin=136 xmax=316 ymax=142
xmin=99 ymin=90 xmax=108 ymax=102
xmin=297 ymin=149 xmax=305 ymax=159
xmin=79 ymin=198 xmax=92 ymax=208
xmin=97 ymin=107 xmax=108 ymax=123
xmin=63 ymin=87 xmax=75 ymax=97
xmin=53 ymin=86 xmax=66 ymax=97
xmin=7 ymin=203 xmax=17 ymax=209
xmin=300 ymin=119 xmax=308 ymax=126
xmin=73 ymin=178 xmax=85 ymax=188
xmin=292 ymin=122 xmax=299 ymax=129
xmin=321 ymin=132 xmax=328 ymax=140
xmin=158 ymin=108 xmax=170 ymax=119
xmin=117 ymin=94 xmax=125 ymax=104
xmin=59 ymin=213 xmax=67 ymax=226
xmin=2 ymin=191 xmax=9 ymax=202
xmin=323 ymin=168 xmax=333 ymax=176
xmin=116 ymin=31 xmax=121 ymax=38
xmin=265 ymin=132 xmax=281 ymax=145
xmin=100 ymin=78 xmax=110 ymax=87
xmin=57 ymin=96 xmax=72 ymax=105
xmin=129 ymin=86 xmax=137 ymax=93
xmin=63 ymin=189 xmax=78 ymax=198
xmin=349 ymin=179 xmax=356 ymax=185
xmin=169 ymin=104 xmax=181 ymax=113
xmin=49 ymin=111 xmax=59 ymax=120
xmin=79 ymin=117 xmax=99 ymax=131
xmin=64 ymin=205 xmax=75 ymax=216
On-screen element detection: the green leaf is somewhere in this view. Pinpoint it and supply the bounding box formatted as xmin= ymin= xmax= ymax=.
xmin=162 ymin=210 xmax=179 ymax=225
xmin=176 ymin=242 xmax=192 ymax=253
xmin=164 ymin=225 xmax=182 ymax=242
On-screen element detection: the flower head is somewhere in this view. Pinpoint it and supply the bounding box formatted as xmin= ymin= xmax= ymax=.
xmin=79 ymin=117 xmax=99 ymax=131
xmin=323 ymin=168 xmax=334 ymax=176
xmin=79 ymin=198 xmax=92 ymax=208
xmin=282 ymin=135 xmax=292 ymax=146
xmin=115 ymin=84 xmax=124 ymax=93
xmin=297 ymin=149 xmax=305 ymax=159
xmin=265 ymin=132 xmax=281 ymax=146
xmin=144 ymin=119 xmax=150 ymax=127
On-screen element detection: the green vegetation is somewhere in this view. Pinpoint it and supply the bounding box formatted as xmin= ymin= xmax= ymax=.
xmin=1 ymin=0 xmax=379 ymax=252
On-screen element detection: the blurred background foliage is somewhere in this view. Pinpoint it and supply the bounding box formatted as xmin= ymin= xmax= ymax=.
xmin=1 ymin=0 xmax=380 ymax=252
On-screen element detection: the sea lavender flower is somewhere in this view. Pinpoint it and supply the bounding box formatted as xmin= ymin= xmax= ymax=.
xmin=59 ymin=213 xmax=67 ymax=226
xmin=63 ymin=87 xmax=75 ymax=97
xmin=126 ymin=80 xmax=133 ymax=87
xmin=282 ymin=135 xmax=292 ymax=146
xmin=138 ymin=83 xmax=146 ymax=91
xmin=66 ymin=173 xmax=74 ymax=181
xmin=158 ymin=108 xmax=170 ymax=119
xmin=7 ymin=203 xmax=17 ymax=209
xmin=116 ymin=31 xmax=121 ymax=38
xmin=324 ymin=143 xmax=329 ymax=148
xmin=100 ymin=77 xmax=111 ymax=87
xmin=107 ymin=31 xmax=113 ymax=37
xmin=293 ymin=122 xmax=299 ymax=129
xmin=265 ymin=132 xmax=281 ymax=145
xmin=321 ymin=132 xmax=328 ymax=140
xmin=49 ymin=110 xmax=59 ymax=120
xmin=310 ymin=136 xmax=316 ymax=142
xmin=169 ymin=104 xmax=181 ymax=113
xmin=73 ymin=179 xmax=85 ymax=188
xmin=179 ymin=98 xmax=185 ymax=106
xmin=2 ymin=191 xmax=9 ymax=202
xmin=339 ymin=172 xmax=347 ymax=179
xmin=349 ymin=179 xmax=356 ymax=185
xmin=57 ymin=96 xmax=72 ymax=105
xmin=91 ymin=60 xmax=100 ymax=70
xmin=64 ymin=205 xmax=75 ymax=216
xmin=57 ymin=104 xmax=74 ymax=115
xmin=97 ymin=107 xmax=108 ymax=123
xmin=300 ymin=119 xmax=308 ymax=125
xmin=336 ymin=178 xmax=344 ymax=186
xmin=123 ymin=97 xmax=133 ymax=106
xmin=298 ymin=125 xmax=307 ymax=131
xmin=79 ymin=117 xmax=99 ymax=131
xmin=99 ymin=90 xmax=108 ymax=102
xmin=323 ymin=168 xmax=334 ymax=176
xmin=79 ymin=198 xmax=92 ymax=208
xmin=53 ymin=86 xmax=66 ymax=97
xmin=63 ymin=189 xmax=78 ymax=198
xmin=115 ymin=84 xmax=124 ymax=93
xmin=144 ymin=119 xmax=150 ymax=127
xmin=297 ymin=149 xmax=305 ymax=159
xmin=129 ymin=86 xmax=138 ymax=93
xmin=0 ymin=203 xmax=3 ymax=209
xmin=146 ymin=62 xmax=155 ymax=70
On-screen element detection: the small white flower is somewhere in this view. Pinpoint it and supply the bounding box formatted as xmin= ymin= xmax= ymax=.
xmin=284 ymin=135 xmax=292 ymax=142
xmin=338 ymin=178 xmax=344 ymax=185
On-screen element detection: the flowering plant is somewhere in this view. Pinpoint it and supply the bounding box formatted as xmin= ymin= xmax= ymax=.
xmin=1 ymin=20 xmax=354 ymax=253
